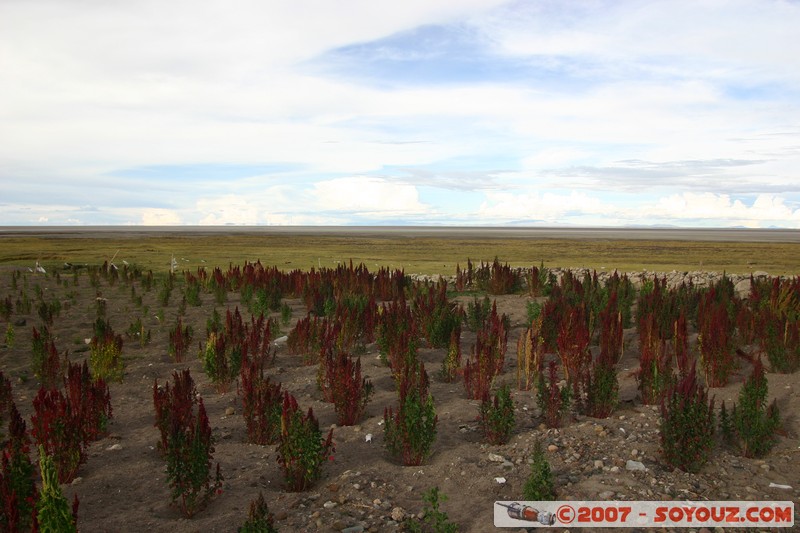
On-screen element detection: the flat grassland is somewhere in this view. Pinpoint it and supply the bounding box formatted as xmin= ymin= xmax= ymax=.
xmin=1 ymin=227 xmax=799 ymax=275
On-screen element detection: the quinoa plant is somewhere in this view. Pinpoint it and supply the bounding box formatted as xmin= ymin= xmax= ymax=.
xmin=636 ymin=314 xmax=672 ymax=405
xmin=326 ymin=351 xmax=373 ymax=426
xmin=697 ymin=291 xmax=737 ymax=387
xmin=154 ymin=370 xmax=222 ymax=517
xmin=729 ymin=359 xmax=781 ymax=458
xmin=537 ymin=360 xmax=571 ymax=429
xmin=413 ymin=280 xmax=462 ymax=349
xmin=280 ymin=301 xmax=292 ymax=328
xmin=4 ymin=323 xmax=14 ymax=349
xmin=526 ymin=262 xmax=553 ymax=297
xmin=238 ymin=492 xmax=277 ymax=533
xmin=0 ymin=296 xmax=12 ymax=321
xmin=36 ymin=447 xmax=78 ymax=533
xmin=439 ymin=327 xmax=461 ymax=383
xmin=168 ymin=316 xmax=193 ymax=363
xmin=0 ymin=402 xmax=38 ymax=531
xmin=238 ymin=353 xmax=283 ymax=445
xmin=376 ymin=296 xmax=418 ymax=378
xmin=276 ymin=392 xmax=334 ymax=492
xmin=34 ymin=334 xmax=63 ymax=390
xmin=31 ymin=361 xmax=112 ymax=483
xmin=556 ymin=303 xmax=590 ymax=405
xmin=464 ymin=295 xmax=491 ymax=332
xmin=475 ymin=257 xmax=521 ymax=295
xmin=89 ymin=319 xmax=124 ymax=382
xmin=406 ymin=486 xmax=458 ymax=533
xmin=523 ymin=440 xmax=556 ymax=501
xmin=384 ymin=362 xmax=437 ymax=466
xmin=659 ymin=363 xmax=715 ymax=473
xmin=479 ymin=385 xmax=515 ymax=445
xmin=463 ymin=303 xmax=508 ymax=400
xmin=516 ymin=317 xmax=544 ymax=391
xmin=31 ymin=388 xmax=83 ymax=484
xmin=585 ymin=295 xmax=622 ymax=418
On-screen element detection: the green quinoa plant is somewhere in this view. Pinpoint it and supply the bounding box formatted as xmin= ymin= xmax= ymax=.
xmin=523 ymin=440 xmax=556 ymax=501
xmin=479 ymin=384 xmax=515 ymax=445
xmin=35 ymin=447 xmax=78 ymax=533
xmin=406 ymin=486 xmax=458 ymax=533
xmin=729 ymin=359 xmax=781 ymax=458
xmin=659 ymin=362 xmax=715 ymax=473
xmin=89 ymin=319 xmax=124 ymax=382
xmin=384 ymin=362 xmax=437 ymax=466
xmin=238 ymin=492 xmax=278 ymax=533
xmin=276 ymin=392 xmax=334 ymax=492
xmin=154 ymin=370 xmax=222 ymax=517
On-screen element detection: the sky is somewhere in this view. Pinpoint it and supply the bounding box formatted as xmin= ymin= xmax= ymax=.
xmin=2 ymin=0 xmax=800 ymax=228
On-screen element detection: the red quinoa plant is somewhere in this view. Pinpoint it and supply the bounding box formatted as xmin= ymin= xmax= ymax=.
xmin=636 ymin=313 xmax=673 ymax=405
xmin=463 ymin=302 xmax=508 ymax=400
xmin=168 ymin=316 xmax=193 ymax=363
xmin=537 ymin=360 xmax=571 ymax=429
xmin=556 ymin=303 xmax=590 ymax=405
xmin=276 ymin=392 xmax=334 ymax=492
xmin=30 ymin=361 xmax=112 ymax=484
xmin=331 ymin=353 xmax=373 ymax=426
xmin=238 ymin=347 xmax=283 ymax=445
xmin=376 ymin=296 xmax=419 ymax=379
xmin=31 ymin=326 xmax=62 ymax=389
xmin=697 ymin=291 xmax=736 ymax=387
xmin=586 ymin=294 xmax=622 ymax=418
xmin=0 ymin=402 xmax=38 ymax=531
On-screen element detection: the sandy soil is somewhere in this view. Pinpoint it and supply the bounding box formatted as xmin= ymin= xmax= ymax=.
xmin=0 ymin=267 xmax=797 ymax=533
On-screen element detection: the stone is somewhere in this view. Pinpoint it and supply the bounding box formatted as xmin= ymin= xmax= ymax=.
xmin=107 ymin=443 xmax=123 ymax=451
xmin=626 ymin=460 xmax=646 ymax=472
xmin=275 ymin=510 xmax=288 ymax=520
xmin=547 ymin=445 xmax=558 ymax=452
xmin=342 ymin=527 xmax=365 ymax=533
xmin=390 ymin=507 xmax=405 ymax=521
xmin=488 ymin=453 xmax=505 ymax=462
xmin=598 ymin=490 xmax=615 ymax=499
xmin=323 ymin=501 xmax=337 ymax=509
xmin=224 ymin=407 xmax=235 ymax=416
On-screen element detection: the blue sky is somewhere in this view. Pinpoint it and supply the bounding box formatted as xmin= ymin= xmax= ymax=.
xmin=1 ymin=0 xmax=799 ymax=227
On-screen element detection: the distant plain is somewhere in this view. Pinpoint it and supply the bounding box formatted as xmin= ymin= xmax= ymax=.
xmin=1 ymin=226 xmax=799 ymax=275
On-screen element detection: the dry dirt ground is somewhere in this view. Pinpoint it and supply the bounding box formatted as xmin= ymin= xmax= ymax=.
xmin=0 ymin=267 xmax=797 ymax=533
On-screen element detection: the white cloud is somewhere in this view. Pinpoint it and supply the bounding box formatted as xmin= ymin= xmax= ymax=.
xmin=652 ymin=192 xmax=800 ymax=227
xmin=1 ymin=1 xmax=800 ymax=227
xmin=141 ymin=208 xmax=182 ymax=226
xmin=311 ymin=177 xmax=429 ymax=216
xmin=476 ymin=189 xmax=800 ymax=228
